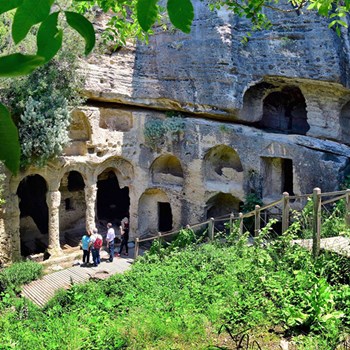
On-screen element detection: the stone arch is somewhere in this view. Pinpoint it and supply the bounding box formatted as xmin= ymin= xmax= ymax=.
xmin=59 ymin=171 xmax=86 ymax=247
xmin=17 ymin=174 xmax=49 ymax=256
xmin=151 ymin=154 xmax=184 ymax=186
xmin=204 ymin=145 xmax=243 ymax=183
xmin=138 ymin=189 xmax=173 ymax=235
xmin=259 ymin=86 xmax=309 ymax=135
xmin=95 ymin=157 xmax=134 ymax=188
xmin=206 ymin=193 xmax=242 ymax=219
xmin=240 ymin=82 xmax=275 ymax=122
xmin=96 ymin=168 xmax=130 ymax=224
xmin=340 ymin=100 xmax=350 ymax=144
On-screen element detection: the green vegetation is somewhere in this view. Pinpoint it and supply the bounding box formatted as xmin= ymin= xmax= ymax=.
xmin=144 ymin=116 xmax=185 ymax=150
xmin=0 ymin=9 xmax=85 ymax=168
xmin=1 ymin=220 xmax=350 ymax=348
xmin=0 ymin=260 xmax=43 ymax=294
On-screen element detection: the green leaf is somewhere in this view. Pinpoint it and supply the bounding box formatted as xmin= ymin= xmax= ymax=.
xmin=0 ymin=0 xmax=24 ymax=15
xmin=0 ymin=53 xmax=45 ymax=76
xmin=0 ymin=103 xmax=20 ymax=175
xmin=137 ymin=0 xmax=158 ymax=32
xmin=167 ymin=0 xmax=194 ymax=33
xmin=65 ymin=11 xmax=95 ymax=55
xmin=37 ymin=12 xmax=63 ymax=63
xmin=12 ymin=0 xmax=53 ymax=44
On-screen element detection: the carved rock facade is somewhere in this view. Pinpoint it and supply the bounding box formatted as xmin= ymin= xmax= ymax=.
xmin=1 ymin=2 xmax=350 ymax=263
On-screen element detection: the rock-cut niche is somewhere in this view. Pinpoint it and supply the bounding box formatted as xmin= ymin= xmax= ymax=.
xmin=17 ymin=174 xmax=49 ymax=256
xmin=259 ymin=86 xmax=309 ymax=135
xmin=151 ymin=154 xmax=184 ymax=186
xmin=204 ymin=145 xmax=243 ymax=182
xmin=206 ymin=193 xmax=242 ymax=219
xmin=138 ymin=189 xmax=173 ymax=234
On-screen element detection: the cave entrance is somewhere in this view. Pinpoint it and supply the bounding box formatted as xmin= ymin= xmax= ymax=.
xmin=158 ymin=202 xmax=173 ymax=232
xmin=259 ymin=87 xmax=309 ymax=135
xmin=59 ymin=171 xmax=86 ymax=247
xmin=17 ymin=174 xmax=49 ymax=257
xmin=97 ymin=169 xmax=130 ymax=224
xmin=261 ymin=157 xmax=294 ymax=198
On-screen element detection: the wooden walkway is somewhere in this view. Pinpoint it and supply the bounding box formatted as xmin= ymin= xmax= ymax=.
xmin=294 ymin=236 xmax=350 ymax=257
xmin=22 ymin=251 xmax=133 ymax=307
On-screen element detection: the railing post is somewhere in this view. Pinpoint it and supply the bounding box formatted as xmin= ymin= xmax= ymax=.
xmin=346 ymin=189 xmax=350 ymax=227
xmin=229 ymin=212 xmax=234 ymax=235
xmin=209 ymin=217 xmax=215 ymax=240
xmin=282 ymin=192 xmax=290 ymax=233
xmin=158 ymin=232 xmax=162 ymax=254
xmin=135 ymin=238 xmax=139 ymax=258
xmin=312 ymin=187 xmax=321 ymax=259
xmin=239 ymin=212 xmax=244 ymax=235
xmin=254 ymin=205 xmax=260 ymax=237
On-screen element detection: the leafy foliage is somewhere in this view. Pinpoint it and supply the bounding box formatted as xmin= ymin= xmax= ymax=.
xmin=0 ymin=260 xmax=43 ymax=294
xmin=144 ymin=116 xmax=185 ymax=150
xmin=19 ymin=96 xmax=71 ymax=167
xmin=0 ymin=20 xmax=85 ymax=168
xmin=0 ymin=227 xmax=350 ymax=348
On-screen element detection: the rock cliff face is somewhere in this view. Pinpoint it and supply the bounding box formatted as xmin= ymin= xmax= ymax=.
xmin=1 ymin=2 xmax=350 ymax=263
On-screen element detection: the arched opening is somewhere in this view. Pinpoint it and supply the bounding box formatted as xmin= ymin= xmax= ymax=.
xmin=59 ymin=171 xmax=86 ymax=247
xmin=17 ymin=175 xmax=49 ymax=256
xmin=151 ymin=154 xmax=184 ymax=185
xmin=206 ymin=193 xmax=242 ymax=219
xmin=204 ymin=145 xmax=243 ymax=183
xmin=258 ymin=87 xmax=309 ymax=135
xmin=138 ymin=189 xmax=173 ymax=235
xmin=340 ymin=100 xmax=350 ymax=144
xmin=97 ymin=169 xmax=130 ymax=224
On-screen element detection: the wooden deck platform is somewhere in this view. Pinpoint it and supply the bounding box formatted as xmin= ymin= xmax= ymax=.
xmin=22 ymin=251 xmax=134 ymax=307
xmin=293 ymin=236 xmax=350 ymax=257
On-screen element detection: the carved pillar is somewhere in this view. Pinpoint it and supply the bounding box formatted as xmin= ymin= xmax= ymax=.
xmin=85 ymin=183 xmax=97 ymax=232
xmin=1 ymin=194 xmax=20 ymax=263
xmin=47 ymin=190 xmax=62 ymax=255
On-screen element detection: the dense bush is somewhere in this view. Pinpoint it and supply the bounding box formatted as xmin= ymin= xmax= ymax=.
xmin=0 ymin=261 xmax=43 ymax=293
xmin=0 ymin=229 xmax=349 ymax=349
xmin=0 ymin=9 xmax=85 ymax=168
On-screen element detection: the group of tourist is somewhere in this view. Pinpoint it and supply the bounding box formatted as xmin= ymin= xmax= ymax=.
xmin=80 ymin=217 xmax=130 ymax=267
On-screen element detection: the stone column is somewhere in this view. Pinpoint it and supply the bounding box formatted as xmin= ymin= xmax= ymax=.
xmin=85 ymin=183 xmax=97 ymax=232
xmin=47 ymin=190 xmax=62 ymax=256
xmin=1 ymin=194 xmax=20 ymax=263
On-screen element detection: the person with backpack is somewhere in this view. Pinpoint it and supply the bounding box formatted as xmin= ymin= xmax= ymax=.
xmin=90 ymin=228 xmax=103 ymax=266
xmin=117 ymin=217 xmax=129 ymax=257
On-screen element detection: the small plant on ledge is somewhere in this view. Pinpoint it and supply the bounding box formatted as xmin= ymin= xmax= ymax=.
xmin=144 ymin=115 xmax=185 ymax=150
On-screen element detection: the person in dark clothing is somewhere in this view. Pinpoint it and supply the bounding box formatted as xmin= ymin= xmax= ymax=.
xmin=117 ymin=217 xmax=129 ymax=256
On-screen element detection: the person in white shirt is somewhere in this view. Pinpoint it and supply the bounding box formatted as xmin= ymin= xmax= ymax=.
xmin=106 ymin=222 xmax=116 ymax=262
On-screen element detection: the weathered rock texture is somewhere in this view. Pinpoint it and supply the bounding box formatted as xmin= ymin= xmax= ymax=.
xmin=1 ymin=1 xmax=350 ymax=263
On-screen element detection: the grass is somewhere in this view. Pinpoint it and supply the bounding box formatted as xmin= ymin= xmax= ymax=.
xmin=0 ymin=227 xmax=350 ymax=349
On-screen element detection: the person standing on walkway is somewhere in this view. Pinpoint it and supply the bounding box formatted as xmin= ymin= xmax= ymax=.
xmin=106 ymin=223 xmax=115 ymax=262
xmin=81 ymin=229 xmax=91 ymax=266
xmin=90 ymin=228 xmax=103 ymax=266
xmin=118 ymin=217 xmax=129 ymax=256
